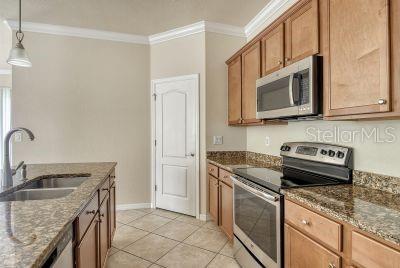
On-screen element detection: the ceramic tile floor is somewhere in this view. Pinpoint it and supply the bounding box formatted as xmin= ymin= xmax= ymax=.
xmin=107 ymin=208 xmax=240 ymax=268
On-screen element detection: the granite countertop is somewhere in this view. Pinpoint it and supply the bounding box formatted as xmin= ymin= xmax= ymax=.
xmin=0 ymin=162 xmax=116 ymax=268
xmin=207 ymin=151 xmax=400 ymax=247
xmin=284 ymin=185 xmax=400 ymax=246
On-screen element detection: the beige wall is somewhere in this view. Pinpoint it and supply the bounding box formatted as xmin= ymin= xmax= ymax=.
xmin=247 ymin=120 xmax=400 ymax=177
xmin=0 ymin=20 xmax=12 ymax=88
xmin=12 ymin=32 xmax=151 ymax=205
xmin=205 ymin=32 xmax=247 ymax=151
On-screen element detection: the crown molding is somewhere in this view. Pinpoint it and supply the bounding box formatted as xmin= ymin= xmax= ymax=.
xmin=0 ymin=69 xmax=12 ymax=75
xmin=148 ymin=21 xmax=245 ymax=45
xmin=244 ymin=0 xmax=298 ymax=38
xmin=6 ymin=20 xmax=149 ymax=44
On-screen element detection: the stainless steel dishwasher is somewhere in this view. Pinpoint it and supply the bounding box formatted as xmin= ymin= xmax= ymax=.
xmin=42 ymin=225 xmax=73 ymax=268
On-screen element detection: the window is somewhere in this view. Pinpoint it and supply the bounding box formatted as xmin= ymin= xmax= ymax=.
xmin=0 ymin=87 xmax=11 ymax=168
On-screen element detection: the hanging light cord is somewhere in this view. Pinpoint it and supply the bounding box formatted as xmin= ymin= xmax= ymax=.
xmin=16 ymin=0 xmax=24 ymax=43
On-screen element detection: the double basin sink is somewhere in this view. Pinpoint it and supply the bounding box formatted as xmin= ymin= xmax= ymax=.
xmin=0 ymin=176 xmax=90 ymax=202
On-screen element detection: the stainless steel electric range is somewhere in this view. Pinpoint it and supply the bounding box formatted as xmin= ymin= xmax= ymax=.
xmin=231 ymin=142 xmax=353 ymax=268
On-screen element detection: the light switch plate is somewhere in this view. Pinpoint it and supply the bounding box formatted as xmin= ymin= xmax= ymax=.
xmin=265 ymin=136 xmax=270 ymax=146
xmin=213 ymin=136 xmax=223 ymax=145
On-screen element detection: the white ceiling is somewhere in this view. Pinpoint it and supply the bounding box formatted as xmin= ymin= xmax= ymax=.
xmin=0 ymin=0 xmax=269 ymax=35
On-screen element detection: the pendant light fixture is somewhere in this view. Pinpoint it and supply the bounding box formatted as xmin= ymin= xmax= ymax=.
xmin=7 ymin=0 xmax=32 ymax=67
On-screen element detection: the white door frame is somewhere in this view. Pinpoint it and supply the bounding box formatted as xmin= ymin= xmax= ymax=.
xmin=150 ymin=74 xmax=200 ymax=219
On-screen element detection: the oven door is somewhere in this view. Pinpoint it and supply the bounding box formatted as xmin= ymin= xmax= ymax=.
xmin=232 ymin=176 xmax=282 ymax=268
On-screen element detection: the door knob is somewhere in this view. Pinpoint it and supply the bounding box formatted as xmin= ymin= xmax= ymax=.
xmin=378 ymin=99 xmax=387 ymax=105
xmin=186 ymin=153 xmax=195 ymax=157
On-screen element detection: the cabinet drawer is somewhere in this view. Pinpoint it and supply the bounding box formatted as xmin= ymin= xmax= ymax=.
xmin=99 ymin=178 xmax=110 ymax=204
xmin=219 ymin=169 xmax=232 ymax=187
xmin=208 ymin=163 xmax=219 ymax=177
xmin=352 ymin=231 xmax=400 ymax=268
xmin=285 ymin=200 xmax=342 ymax=251
xmin=77 ymin=192 xmax=99 ymax=241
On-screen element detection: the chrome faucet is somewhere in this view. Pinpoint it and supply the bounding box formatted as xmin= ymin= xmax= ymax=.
xmin=2 ymin=128 xmax=34 ymax=188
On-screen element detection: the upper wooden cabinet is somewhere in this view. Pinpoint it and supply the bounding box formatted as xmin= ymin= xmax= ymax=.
xmin=241 ymin=42 xmax=262 ymax=124
xmin=227 ymin=57 xmax=242 ymax=125
xmin=284 ymin=0 xmax=319 ymax=65
xmin=261 ymin=24 xmax=285 ymax=76
xmin=261 ymin=0 xmax=319 ymax=76
xmin=325 ymin=0 xmax=391 ymax=117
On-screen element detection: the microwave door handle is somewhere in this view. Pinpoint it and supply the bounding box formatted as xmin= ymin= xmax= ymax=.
xmin=288 ymin=73 xmax=295 ymax=106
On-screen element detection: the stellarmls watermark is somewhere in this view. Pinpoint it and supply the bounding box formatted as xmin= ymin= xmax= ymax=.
xmin=306 ymin=126 xmax=397 ymax=143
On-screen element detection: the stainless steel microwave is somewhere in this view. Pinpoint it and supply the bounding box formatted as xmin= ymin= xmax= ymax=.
xmin=256 ymin=56 xmax=321 ymax=119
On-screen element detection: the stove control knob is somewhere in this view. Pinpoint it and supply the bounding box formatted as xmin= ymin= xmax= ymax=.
xmin=328 ymin=150 xmax=336 ymax=157
xmin=320 ymin=149 xmax=327 ymax=155
xmin=280 ymin=145 xmax=286 ymax=151
xmin=337 ymin=151 xmax=345 ymax=159
xmin=285 ymin=146 xmax=291 ymax=151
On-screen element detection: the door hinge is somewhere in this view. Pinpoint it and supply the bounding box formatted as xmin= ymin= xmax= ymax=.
xmin=155 ymin=185 xmax=157 ymax=191
xmin=153 ymin=93 xmax=157 ymax=101
xmin=154 ymin=139 xmax=157 ymax=146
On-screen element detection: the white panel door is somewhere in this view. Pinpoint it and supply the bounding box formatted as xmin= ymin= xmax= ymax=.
xmin=154 ymin=75 xmax=198 ymax=216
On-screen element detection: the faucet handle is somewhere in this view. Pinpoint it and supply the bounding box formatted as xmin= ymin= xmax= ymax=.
xmin=12 ymin=161 xmax=25 ymax=175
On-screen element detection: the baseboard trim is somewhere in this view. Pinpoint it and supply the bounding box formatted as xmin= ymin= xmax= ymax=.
xmin=199 ymin=213 xmax=210 ymax=221
xmin=116 ymin=203 xmax=152 ymax=211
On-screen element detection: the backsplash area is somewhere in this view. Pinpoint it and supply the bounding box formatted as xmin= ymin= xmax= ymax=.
xmin=246 ymin=120 xmax=400 ymax=177
xmin=207 ymin=151 xmax=400 ymax=194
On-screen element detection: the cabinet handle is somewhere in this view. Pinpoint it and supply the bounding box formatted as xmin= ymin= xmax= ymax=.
xmin=278 ymin=60 xmax=283 ymax=65
xmin=110 ymin=175 xmax=116 ymax=179
xmin=378 ymin=99 xmax=387 ymax=105
xmin=223 ymin=175 xmax=228 ymax=179
xmin=86 ymin=210 xmax=96 ymax=215
xmin=328 ymin=263 xmax=336 ymax=268
xmin=100 ymin=213 xmax=105 ymax=218
xmin=102 ymin=188 xmax=108 ymax=191
xmin=301 ymin=219 xmax=309 ymax=225
xmin=285 ymin=57 xmax=290 ymax=62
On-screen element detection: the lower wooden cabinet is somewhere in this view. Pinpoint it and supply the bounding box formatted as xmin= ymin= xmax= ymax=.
xmin=207 ymin=163 xmax=234 ymax=240
xmin=75 ymin=171 xmax=116 ymax=268
xmin=285 ymin=224 xmax=341 ymax=268
xmin=219 ymin=181 xmax=233 ymax=240
xmin=208 ymin=174 xmax=219 ymax=223
xmin=76 ymin=216 xmax=100 ymax=268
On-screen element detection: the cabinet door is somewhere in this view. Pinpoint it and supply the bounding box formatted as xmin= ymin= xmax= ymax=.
xmin=219 ymin=182 xmax=233 ymax=240
xmin=285 ymin=0 xmax=319 ymax=65
xmin=99 ymin=195 xmax=110 ymax=268
xmin=261 ymin=24 xmax=285 ymax=76
xmin=285 ymin=224 xmax=341 ymax=268
xmin=109 ymin=182 xmax=116 ymax=243
xmin=208 ymin=175 xmax=219 ymax=223
xmin=241 ymin=41 xmax=262 ymax=124
xmin=228 ymin=56 xmax=242 ymax=125
xmin=326 ymin=0 xmax=390 ymax=116
xmin=76 ymin=217 xmax=99 ymax=268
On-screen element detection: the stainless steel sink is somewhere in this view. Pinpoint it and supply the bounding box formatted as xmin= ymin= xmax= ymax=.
xmin=0 ymin=188 xmax=74 ymax=202
xmin=23 ymin=177 xmax=89 ymax=189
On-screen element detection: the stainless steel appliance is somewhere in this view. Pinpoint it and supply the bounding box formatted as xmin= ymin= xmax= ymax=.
xmin=256 ymin=56 xmax=321 ymax=119
xmin=232 ymin=142 xmax=353 ymax=268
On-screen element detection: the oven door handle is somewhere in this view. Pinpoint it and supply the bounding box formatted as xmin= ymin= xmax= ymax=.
xmin=231 ymin=176 xmax=279 ymax=203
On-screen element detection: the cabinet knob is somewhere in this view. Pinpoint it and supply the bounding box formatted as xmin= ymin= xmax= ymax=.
xmin=110 ymin=175 xmax=116 ymax=179
xmin=301 ymin=219 xmax=309 ymax=225
xmin=378 ymin=99 xmax=387 ymax=105
xmin=86 ymin=210 xmax=96 ymax=215
xmin=285 ymin=57 xmax=290 ymax=62
xmin=328 ymin=263 xmax=336 ymax=268
xmin=101 ymin=213 xmax=105 ymax=218
xmin=278 ymin=60 xmax=283 ymax=65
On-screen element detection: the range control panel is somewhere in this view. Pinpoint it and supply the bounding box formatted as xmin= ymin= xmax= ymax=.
xmin=280 ymin=142 xmax=353 ymax=167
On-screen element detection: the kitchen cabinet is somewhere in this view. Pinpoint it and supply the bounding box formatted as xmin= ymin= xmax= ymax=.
xmin=219 ymin=181 xmax=233 ymax=240
xmin=228 ymin=56 xmax=242 ymax=125
xmin=76 ymin=215 xmax=99 ymax=268
xmin=208 ymin=174 xmax=219 ymax=223
xmin=241 ymin=41 xmax=262 ymax=124
xmin=261 ymin=0 xmax=318 ymax=76
xmin=74 ymin=171 xmax=116 ymax=268
xmin=99 ymin=194 xmax=110 ymax=268
xmin=284 ymin=0 xmax=319 ymax=65
xmin=261 ymin=24 xmax=284 ymax=76
xmin=285 ymin=198 xmax=400 ymax=268
xmin=207 ymin=163 xmax=234 ymax=240
xmin=324 ymin=0 xmax=391 ymax=117
xmin=285 ymin=224 xmax=341 ymax=268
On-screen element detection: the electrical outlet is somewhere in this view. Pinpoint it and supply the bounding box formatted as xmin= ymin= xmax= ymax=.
xmin=14 ymin=132 xmax=22 ymax=142
xmin=265 ymin=136 xmax=270 ymax=146
xmin=213 ymin=136 xmax=223 ymax=145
